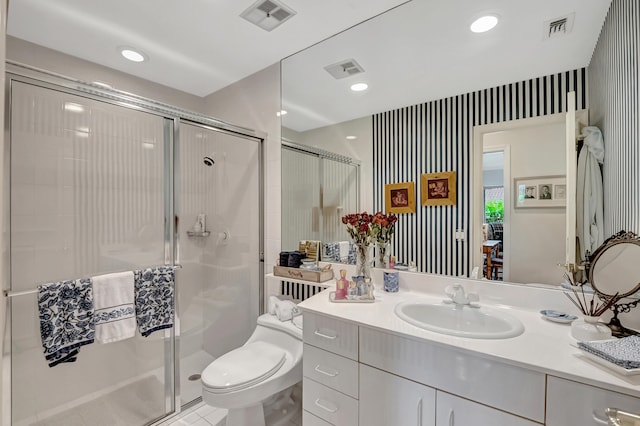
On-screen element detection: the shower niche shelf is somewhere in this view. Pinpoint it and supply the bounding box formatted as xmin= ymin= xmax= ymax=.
xmin=186 ymin=230 xmax=210 ymax=237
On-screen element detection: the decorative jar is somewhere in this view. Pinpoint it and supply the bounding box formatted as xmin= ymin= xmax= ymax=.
xmin=571 ymin=316 xmax=612 ymax=341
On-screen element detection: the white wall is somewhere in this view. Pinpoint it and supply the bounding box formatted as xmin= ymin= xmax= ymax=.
xmin=0 ymin=1 xmax=7 ymax=423
xmin=484 ymin=121 xmax=566 ymax=285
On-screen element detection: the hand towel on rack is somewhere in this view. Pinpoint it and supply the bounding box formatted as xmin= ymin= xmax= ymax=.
xmin=93 ymin=271 xmax=136 ymax=344
xmin=134 ymin=266 xmax=175 ymax=337
xmin=38 ymin=278 xmax=95 ymax=367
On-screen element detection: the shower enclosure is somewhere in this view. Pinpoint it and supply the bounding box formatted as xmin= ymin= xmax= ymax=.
xmin=281 ymin=141 xmax=359 ymax=252
xmin=5 ymin=65 xmax=263 ymax=425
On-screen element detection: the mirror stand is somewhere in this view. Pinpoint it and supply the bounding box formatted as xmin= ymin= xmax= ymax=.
xmin=607 ymin=299 xmax=640 ymax=338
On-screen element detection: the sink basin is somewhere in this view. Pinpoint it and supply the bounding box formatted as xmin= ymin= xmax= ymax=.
xmin=394 ymin=301 xmax=524 ymax=339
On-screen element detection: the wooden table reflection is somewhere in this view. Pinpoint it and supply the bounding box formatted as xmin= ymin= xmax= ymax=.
xmin=482 ymin=240 xmax=501 ymax=279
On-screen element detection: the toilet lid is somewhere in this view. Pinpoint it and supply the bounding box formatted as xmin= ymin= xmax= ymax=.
xmin=201 ymin=341 xmax=286 ymax=392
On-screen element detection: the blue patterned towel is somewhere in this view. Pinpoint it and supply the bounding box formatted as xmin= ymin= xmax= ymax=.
xmin=134 ymin=266 xmax=175 ymax=337
xmin=578 ymin=335 xmax=640 ymax=369
xmin=38 ymin=278 xmax=95 ymax=368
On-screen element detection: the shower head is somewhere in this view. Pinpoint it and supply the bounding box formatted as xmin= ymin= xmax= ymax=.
xmin=203 ymin=156 xmax=215 ymax=167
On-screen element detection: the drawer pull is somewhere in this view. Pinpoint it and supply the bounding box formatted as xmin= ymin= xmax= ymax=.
xmin=606 ymin=407 xmax=640 ymax=425
xmin=417 ymin=397 xmax=423 ymax=426
xmin=314 ymin=365 xmax=339 ymax=377
xmin=314 ymin=329 xmax=337 ymax=340
xmin=449 ymin=409 xmax=454 ymax=426
xmin=592 ymin=410 xmax=609 ymax=425
xmin=315 ymin=398 xmax=338 ymax=413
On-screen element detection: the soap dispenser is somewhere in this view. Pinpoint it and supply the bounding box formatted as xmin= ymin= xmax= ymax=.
xmin=335 ymin=269 xmax=348 ymax=300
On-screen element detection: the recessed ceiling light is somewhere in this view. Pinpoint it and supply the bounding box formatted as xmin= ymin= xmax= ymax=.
xmin=350 ymin=83 xmax=368 ymax=92
xmin=120 ymin=47 xmax=147 ymax=62
xmin=346 ymin=135 xmax=357 ymax=140
xmin=64 ymin=102 xmax=85 ymax=113
xmin=470 ymin=15 xmax=499 ymax=33
xmin=277 ymin=110 xmax=288 ymax=117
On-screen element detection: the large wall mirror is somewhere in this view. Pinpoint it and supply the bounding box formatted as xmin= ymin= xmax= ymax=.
xmin=281 ymin=0 xmax=639 ymax=288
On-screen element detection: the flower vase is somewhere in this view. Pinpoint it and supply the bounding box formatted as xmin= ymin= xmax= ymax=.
xmin=376 ymin=242 xmax=390 ymax=268
xmin=355 ymin=243 xmax=372 ymax=279
xmin=571 ymin=316 xmax=612 ymax=341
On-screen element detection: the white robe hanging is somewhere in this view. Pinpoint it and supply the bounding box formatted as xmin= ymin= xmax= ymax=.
xmin=576 ymin=126 xmax=604 ymax=261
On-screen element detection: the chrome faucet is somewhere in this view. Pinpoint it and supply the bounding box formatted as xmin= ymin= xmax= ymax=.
xmin=444 ymin=283 xmax=479 ymax=306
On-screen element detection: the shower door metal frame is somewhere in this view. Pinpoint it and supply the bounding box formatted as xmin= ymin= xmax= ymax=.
xmin=3 ymin=63 xmax=265 ymax=425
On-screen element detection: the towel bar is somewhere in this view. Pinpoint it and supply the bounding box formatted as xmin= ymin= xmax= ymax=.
xmin=3 ymin=264 xmax=182 ymax=298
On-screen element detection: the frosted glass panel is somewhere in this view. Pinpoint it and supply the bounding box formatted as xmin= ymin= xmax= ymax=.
xmin=10 ymin=82 xmax=172 ymax=425
xmin=175 ymin=123 xmax=261 ymax=405
xmin=281 ymin=146 xmax=359 ymax=252
xmin=322 ymin=159 xmax=358 ymax=243
xmin=281 ymin=148 xmax=320 ymax=251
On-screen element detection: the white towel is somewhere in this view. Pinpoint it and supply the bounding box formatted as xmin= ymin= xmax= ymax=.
xmin=93 ymin=271 xmax=136 ymax=344
xmin=275 ymin=300 xmax=300 ymax=322
xmin=338 ymin=241 xmax=350 ymax=261
xmin=268 ymin=296 xmax=281 ymax=315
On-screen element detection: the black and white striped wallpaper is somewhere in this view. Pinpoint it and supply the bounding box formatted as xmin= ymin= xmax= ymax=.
xmin=373 ymin=70 xmax=588 ymax=277
xmin=589 ymin=0 xmax=639 ymax=236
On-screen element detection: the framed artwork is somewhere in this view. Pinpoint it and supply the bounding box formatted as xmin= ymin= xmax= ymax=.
xmin=421 ymin=171 xmax=456 ymax=206
xmin=514 ymin=175 xmax=566 ymax=208
xmin=385 ymin=181 xmax=416 ymax=214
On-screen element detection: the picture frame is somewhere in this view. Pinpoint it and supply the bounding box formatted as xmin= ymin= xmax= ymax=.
xmin=514 ymin=175 xmax=566 ymax=208
xmin=385 ymin=181 xmax=416 ymax=214
xmin=421 ymin=171 xmax=456 ymax=206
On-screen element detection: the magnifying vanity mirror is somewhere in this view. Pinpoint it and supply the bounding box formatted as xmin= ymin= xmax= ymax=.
xmin=588 ymin=231 xmax=640 ymax=337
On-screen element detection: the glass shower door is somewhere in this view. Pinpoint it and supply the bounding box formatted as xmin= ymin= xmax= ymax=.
xmin=175 ymin=122 xmax=262 ymax=406
xmin=9 ymin=80 xmax=175 ymax=425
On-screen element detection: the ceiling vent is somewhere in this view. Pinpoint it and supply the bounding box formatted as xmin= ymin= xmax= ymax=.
xmin=324 ymin=59 xmax=365 ymax=80
xmin=544 ymin=13 xmax=575 ymax=39
xmin=241 ymin=0 xmax=296 ymax=32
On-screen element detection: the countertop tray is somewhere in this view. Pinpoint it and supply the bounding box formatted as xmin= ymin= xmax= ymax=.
xmin=329 ymin=291 xmax=375 ymax=303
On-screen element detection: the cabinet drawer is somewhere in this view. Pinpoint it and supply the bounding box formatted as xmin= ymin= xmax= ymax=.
xmin=303 ymin=312 xmax=358 ymax=360
xmin=304 ymin=344 xmax=359 ymax=398
xmin=359 ymin=326 xmax=545 ymax=422
xmin=436 ymin=391 xmax=541 ymax=426
xmin=303 ymin=410 xmax=334 ymax=426
xmin=546 ymin=376 xmax=640 ymax=426
xmin=303 ymin=378 xmax=358 ymax=425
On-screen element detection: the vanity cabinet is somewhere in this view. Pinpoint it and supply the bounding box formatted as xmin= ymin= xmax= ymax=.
xmin=301 ymin=310 xmax=640 ymax=426
xmin=302 ymin=314 xmax=359 ymax=425
xmin=359 ymin=364 xmax=436 ymax=426
xmin=546 ymin=376 xmax=640 ymax=426
xmin=435 ymin=391 xmax=540 ymax=426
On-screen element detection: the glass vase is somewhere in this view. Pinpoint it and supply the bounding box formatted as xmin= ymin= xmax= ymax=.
xmin=355 ymin=243 xmax=372 ymax=279
xmin=376 ymin=242 xmax=390 ymax=269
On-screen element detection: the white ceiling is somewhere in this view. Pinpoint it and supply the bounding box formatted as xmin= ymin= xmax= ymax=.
xmin=7 ymin=0 xmax=409 ymax=96
xmin=8 ymin=0 xmax=611 ymax=133
xmin=282 ymin=0 xmax=611 ymax=132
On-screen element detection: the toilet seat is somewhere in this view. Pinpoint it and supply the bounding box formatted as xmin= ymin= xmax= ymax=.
xmin=202 ymin=341 xmax=287 ymax=393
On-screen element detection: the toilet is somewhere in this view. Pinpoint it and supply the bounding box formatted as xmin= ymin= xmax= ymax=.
xmin=201 ymin=313 xmax=303 ymax=426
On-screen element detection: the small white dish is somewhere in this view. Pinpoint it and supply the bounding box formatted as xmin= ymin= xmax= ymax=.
xmin=394 ymin=264 xmax=409 ymax=271
xmin=540 ymin=309 xmax=578 ymax=324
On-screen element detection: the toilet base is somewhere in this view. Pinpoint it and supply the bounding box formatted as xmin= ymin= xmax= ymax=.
xmin=221 ymin=384 xmax=301 ymax=426
xmin=226 ymin=404 xmax=265 ymax=426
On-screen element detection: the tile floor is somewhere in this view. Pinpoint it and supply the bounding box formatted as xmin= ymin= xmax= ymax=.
xmin=158 ymin=401 xmax=302 ymax=426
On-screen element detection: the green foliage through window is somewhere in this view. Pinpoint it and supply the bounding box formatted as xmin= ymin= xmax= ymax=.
xmin=485 ymin=200 xmax=504 ymax=223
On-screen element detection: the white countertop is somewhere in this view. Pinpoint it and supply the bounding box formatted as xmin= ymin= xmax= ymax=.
xmin=296 ymin=269 xmax=640 ymax=398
